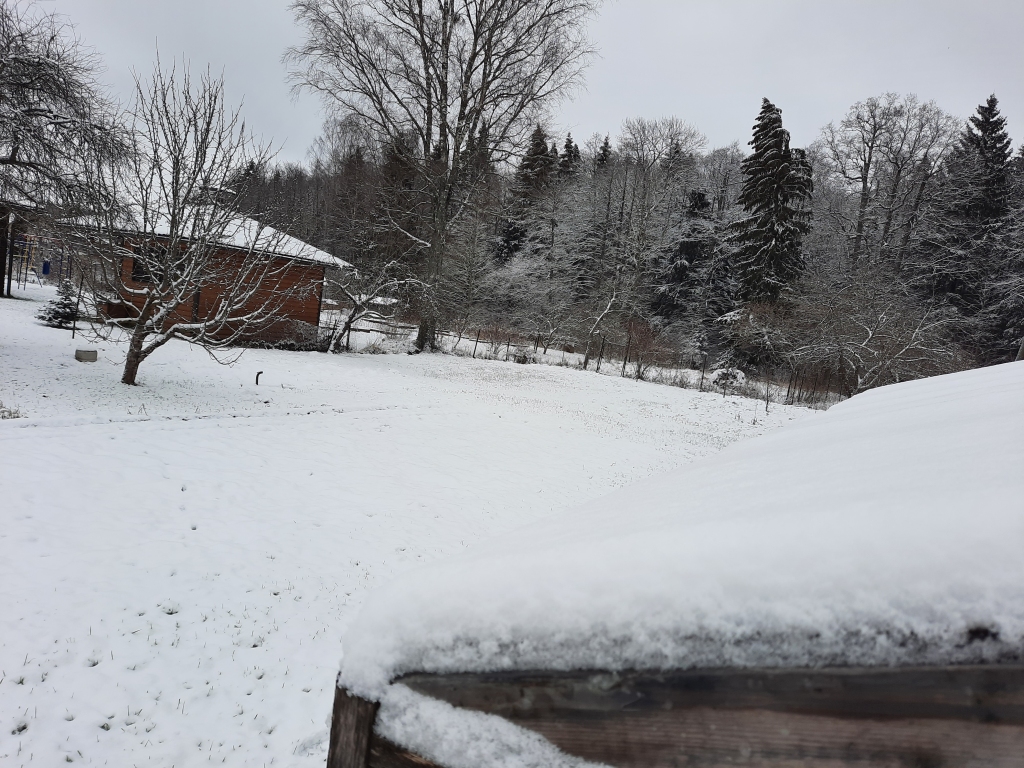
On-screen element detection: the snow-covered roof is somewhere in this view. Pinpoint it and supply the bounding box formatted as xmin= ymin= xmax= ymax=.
xmin=216 ymin=217 xmax=350 ymax=269
xmin=99 ymin=207 xmax=351 ymax=269
xmin=340 ymin=362 xmax=1024 ymax=699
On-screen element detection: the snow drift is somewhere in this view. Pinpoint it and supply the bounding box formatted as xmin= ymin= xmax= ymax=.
xmin=341 ymin=362 xmax=1024 ymax=699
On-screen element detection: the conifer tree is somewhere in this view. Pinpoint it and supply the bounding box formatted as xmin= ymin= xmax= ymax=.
xmin=515 ymin=125 xmax=556 ymax=193
xmin=549 ymin=140 xmax=560 ymax=169
xmin=36 ymin=279 xmax=79 ymax=328
xmin=907 ymin=94 xmax=1020 ymax=362
xmin=559 ymin=132 xmax=581 ymax=175
xmin=596 ymin=135 xmax=612 ymax=168
xmin=500 ymin=126 xmax=557 ymax=261
xmin=732 ymin=98 xmax=812 ymax=302
xmin=961 ymin=94 xmax=1013 ymax=219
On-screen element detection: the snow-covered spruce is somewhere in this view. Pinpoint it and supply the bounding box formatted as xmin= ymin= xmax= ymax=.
xmin=35 ymin=279 xmax=80 ymax=328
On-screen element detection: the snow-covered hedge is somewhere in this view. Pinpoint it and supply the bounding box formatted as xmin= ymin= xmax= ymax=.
xmin=341 ymin=362 xmax=1024 ymax=700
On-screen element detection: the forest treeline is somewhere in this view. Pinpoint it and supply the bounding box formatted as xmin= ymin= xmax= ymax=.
xmin=245 ymin=92 xmax=1024 ymax=394
xmin=2 ymin=0 xmax=1021 ymax=395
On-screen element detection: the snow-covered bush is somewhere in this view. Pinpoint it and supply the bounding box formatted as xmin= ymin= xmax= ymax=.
xmin=0 ymin=400 xmax=23 ymax=419
xmin=707 ymin=367 xmax=746 ymax=391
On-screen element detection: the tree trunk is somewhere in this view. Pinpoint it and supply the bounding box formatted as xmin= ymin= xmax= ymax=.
xmin=851 ymin=147 xmax=875 ymax=264
xmin=4 ymin=212 xmax=13 ymax=298
xmin=122 ymin=333 xmax=146 ymax=385
xmin=852 ymin=183 xmax=871 ymax=263
xmin=0 ymin=210 xmax=8 ymax=298
xmin=415 ymin=316 xmax=437 ymax=352
xmin=895 ymin=163 xmax=932 ymax=272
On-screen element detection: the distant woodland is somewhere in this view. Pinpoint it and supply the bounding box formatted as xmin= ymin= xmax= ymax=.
xmin=3 ymin=0 xmax=1022 ymax=394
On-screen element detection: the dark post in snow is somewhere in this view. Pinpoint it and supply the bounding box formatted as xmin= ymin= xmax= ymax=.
xmin=327 ymin=679 xmax=378 ymax=768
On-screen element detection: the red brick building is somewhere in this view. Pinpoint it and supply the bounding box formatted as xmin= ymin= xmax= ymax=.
xmin=104 ymin=218 xmax=349 ymax=345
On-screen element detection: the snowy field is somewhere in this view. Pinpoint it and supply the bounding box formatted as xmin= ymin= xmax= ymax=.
xmin=0 ymin=284 xmax=810 ymax=767
xmin=336 ymin=360 xmax=1024 ymax=768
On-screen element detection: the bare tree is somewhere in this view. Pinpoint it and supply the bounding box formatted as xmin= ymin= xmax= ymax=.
xmin=288 ymin=0 xmax=595 ymax=350
xmin=701 ymin=143 xmax=745 ymax=218
xmin=735 ymin=270 xmax=966 ymax=394
xmin=325 ymin=259 xmax=422 ymax=351
xmin=816 ymin=94 xmax=958 ymax=268
xmin=0 ymin=1 xmax=121 ymax=296
xmin=69 ymin=62 xmax=322 ymax=385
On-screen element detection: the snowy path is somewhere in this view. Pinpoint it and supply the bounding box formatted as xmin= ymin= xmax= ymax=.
xmin=0 ymin=285 xmax=811 ymax=767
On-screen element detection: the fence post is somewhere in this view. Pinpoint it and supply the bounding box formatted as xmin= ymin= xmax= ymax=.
xmin=472 ymin=330 xmax=480 ymax=359
xmin=71 ymin=274 xmax=84 ymax=339
xmin=595 ymin=336 xmax=606 ymax=373
xmin=505 ymin=335 xmax=511 ymax=361
xmin=698 ymin=354 xmax=708 ymax=391
xmin=621 ymin=334 xmax=631 ymax=377
xmin=327 ymin=680 xmax=379 ymax=768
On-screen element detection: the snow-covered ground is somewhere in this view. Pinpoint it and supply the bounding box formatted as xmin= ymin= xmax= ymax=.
xmin=336 ymin=358 xmax=1024 ymax=768
xmin=0 ymin=284 xmax=809 ymax=767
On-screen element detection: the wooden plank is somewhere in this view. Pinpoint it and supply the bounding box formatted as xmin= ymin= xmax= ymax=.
xmin=398 ymin=666 xmax=1024 ymax=767
xmin=508 ymin=707 xmax=1024 ymax=767
xmin=327 ymin=680 xmax=379 ymax=768
xmin=369 ymin=734 xmax=444 ymax=768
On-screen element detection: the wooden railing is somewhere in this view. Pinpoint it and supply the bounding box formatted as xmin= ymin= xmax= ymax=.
xmin=328 ymin=665 xmax=1024 ymax=768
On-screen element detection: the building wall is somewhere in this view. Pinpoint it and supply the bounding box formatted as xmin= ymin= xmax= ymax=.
xmin=109 ymin=247 xmax=326 ymax=344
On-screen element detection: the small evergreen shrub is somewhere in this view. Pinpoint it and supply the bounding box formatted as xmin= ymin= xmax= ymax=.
xmin=36 ymin=280 xmax=79 ymax=328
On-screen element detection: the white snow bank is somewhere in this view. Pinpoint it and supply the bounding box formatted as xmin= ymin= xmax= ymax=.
xmin=340 ymin=362 xmax=1024 ymax=698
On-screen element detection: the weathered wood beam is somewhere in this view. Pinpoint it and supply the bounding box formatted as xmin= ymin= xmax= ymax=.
xmin=327 ymin=678 xmax=380 ymax=768
xmin=401 ymin=666 xmax=1024 ymax=723
xmin=397 ymin=666 xmax=1024 ymax=767
xmin=369 ymin=734 xmax=444 ymax=768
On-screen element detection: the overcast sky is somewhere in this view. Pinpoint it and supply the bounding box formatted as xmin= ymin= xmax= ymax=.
xmin=51 ymin=0 xmax=1024 ymax=163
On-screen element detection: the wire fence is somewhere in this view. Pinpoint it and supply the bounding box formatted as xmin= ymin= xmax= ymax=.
xmin=319 ymin=311 xmax=848 ymax=410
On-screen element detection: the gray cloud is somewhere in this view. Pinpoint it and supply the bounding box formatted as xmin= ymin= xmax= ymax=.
xmin=52 ymin=0 xmax=1022 ymax=161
